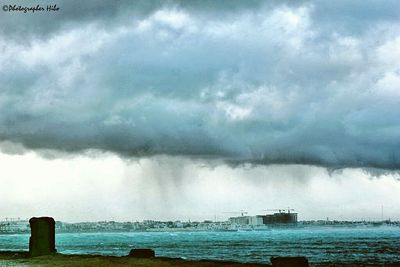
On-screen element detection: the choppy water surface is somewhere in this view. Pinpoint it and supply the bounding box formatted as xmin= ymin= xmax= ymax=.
xmin=1 ymin=227 xmax=399 ymax=266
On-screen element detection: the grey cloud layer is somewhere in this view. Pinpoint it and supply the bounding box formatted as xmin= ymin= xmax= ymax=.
xmin=1 ymin=0 xmax=400 ymax=169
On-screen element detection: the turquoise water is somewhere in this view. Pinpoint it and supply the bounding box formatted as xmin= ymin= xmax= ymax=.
xmin=1 ymin=227 xmax=400 ymax=266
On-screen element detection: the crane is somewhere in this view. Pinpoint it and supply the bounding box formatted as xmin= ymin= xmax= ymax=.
xmin=262 ymin=208 xmax=295 ymax=214
xmin=286 ymin=207 xmax=295 ymax=214
xmin=222 ymin=210 xmax=248 ymax=216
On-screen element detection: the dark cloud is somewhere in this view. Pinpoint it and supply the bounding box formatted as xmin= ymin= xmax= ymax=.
xmin=0 ymin=0 xmax=289 ymax=40
xmin=1 ymin=0 xmax=400 ymax=169
xmin=1 ymin=0 xmax=398 ymax=40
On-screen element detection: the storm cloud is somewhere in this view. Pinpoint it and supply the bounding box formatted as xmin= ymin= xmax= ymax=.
xmin=1 ymin=0 xmax=400 ymax=169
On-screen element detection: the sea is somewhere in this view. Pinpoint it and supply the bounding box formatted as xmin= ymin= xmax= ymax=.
xmin=1 ymin=226 xmax=400 ymax=266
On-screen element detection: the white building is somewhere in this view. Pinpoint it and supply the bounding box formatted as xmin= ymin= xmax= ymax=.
xmin=0 ymin=219 xmax=30 ymax=233
xmin=249 ymin=215 xmax=265 ymax=226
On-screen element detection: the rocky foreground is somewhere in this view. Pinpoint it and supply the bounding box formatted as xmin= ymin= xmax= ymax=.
xmin=0 ymin=251 xmax=270 ymax=267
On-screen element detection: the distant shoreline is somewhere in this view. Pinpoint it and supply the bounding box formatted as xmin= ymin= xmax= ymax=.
xmin=1 ymin=222 xmax=399 ymax=235
xmin=1 ymin=218 xmax=399 ymax=235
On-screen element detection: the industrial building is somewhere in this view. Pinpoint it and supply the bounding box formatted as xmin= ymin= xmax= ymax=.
xmin=264 ymin=212 xmax=297 ymax=224
xmin=249 ymin=215 xmax=265 ymax=226
xmin=229 ymin=210 xmax=298 ymax=226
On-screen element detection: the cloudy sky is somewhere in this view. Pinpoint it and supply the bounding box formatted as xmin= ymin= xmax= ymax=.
xmin=0 ymin=0 xmax=399 ymax=222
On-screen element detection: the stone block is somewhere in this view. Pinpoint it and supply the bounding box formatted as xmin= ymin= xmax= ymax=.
xmin=271 ymin=256 xmax=309 ymax=267
xmin=128 ymin=248 xmax=155 ymax=258
xmin=29 ymin=217 xmax=56 ymax=256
